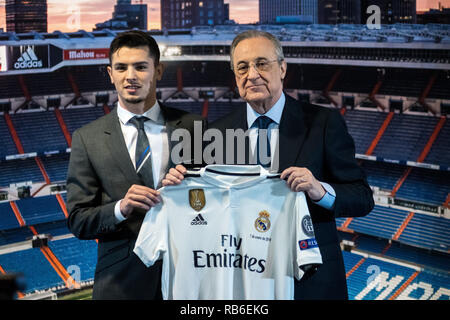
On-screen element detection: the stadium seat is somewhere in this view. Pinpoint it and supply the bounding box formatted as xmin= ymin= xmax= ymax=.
xmin=348 ymin=205 xmax=409 ymax=240
xmin=14 ymin=195 xmax=66 ymax=226
xmin=343 ymin=109 xmax=387 ymax=154
xmin=10 ymin=112 xmax=68 ymax=154
xmin=0 ymin=202 xmax=21 ymax=231
xmin=60 ymin=106 xmax=106 ymax=135
xmin=398 ymin=213 xmax=450 ymax=252
xmin=48 ymin=237 xmax=97 ymax=283
xmin=373 ymin=113 xmax=439 ymax=162
xmin=0 ymin=248 xmax=63 ymax=293
xmin=425 ymin=120 xmax=450 ymax=167
xmin=395 ymin=168 xmax=450 ymax=205
xmin=0 ymin=158 xmax=44 ymax=187
xmin=39 ymin=154 xmax=70 ymax=183
xmin=0 ymin=116 xmax=19 ymax=158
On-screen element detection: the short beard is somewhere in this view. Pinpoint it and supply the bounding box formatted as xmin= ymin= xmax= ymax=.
xmin=124 ymin=97 xmax=144 ymax=104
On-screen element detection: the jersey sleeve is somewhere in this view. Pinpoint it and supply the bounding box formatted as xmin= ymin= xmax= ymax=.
xmin=294 ymin=191 xmax=323 ymax=280
xmin=133 ymin=197 xmax=168 ymax=267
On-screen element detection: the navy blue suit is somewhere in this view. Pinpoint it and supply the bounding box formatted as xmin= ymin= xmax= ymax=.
xmin=210 ymin=94 xmax=374 ymax=299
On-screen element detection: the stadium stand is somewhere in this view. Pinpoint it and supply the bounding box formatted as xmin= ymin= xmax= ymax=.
xmin=0 ymin=24 xmax=448 ymax=299
xmin=401 ymin=269 xmax=450 ymax=300
xmin=14 ymin=195 xmax=66 ymax=226
xmin=164 ymin=101 xmax=204 ymax=115
xmin=59 ymin=106 xmax=107 ymax=135
xmin=0 ymin=158 xmax=44 ymax=187
xmin=69 ymin=66 xmax=114 ymax=95
xmin=0 ymin=117 xmax=18 ymax=158
xmin=425 ymin=119 xmax=450 ymax=166
xmin=33 ymin=220 xmax=71 ymax=238
xmin=347 ymin=253 xmax=418 ymax=300
xmin=338 ymin=231 xmax=450 ymax=272
xmin=384 ymin=241 xmax=450 ymax=272
xmin=0 ymin=202 xmax=21 ymax=231
xmin=398 ymin=212 xmax=450 ymax=252
xmin=395 ymin=167 xmax=450 ymax=205
xmin=338 ymin=205 xmax=450 ymax=253
xmin=47 ymin=237 xmax=97 ymax=283
xmin=428 ymin=71 xmax=450 ymax=100
xmin=372 ymin=113 xmax=439 ymax=162
xmin=39 ymin=154 xmax=70 ymax=183
xmin=360 ymin=161 xmax=405 ymax=191
xmin=24 ymin=70 xmax=73 ymax=97
xmin=343 ymin=109 xmax=388 ymax=154
xmin=0 ymin=227 xmax=34 ymax=246
xmin=346 ymin=205 xmax=410 ymax=239
xmin=378 ymin=68 xmax=431 ymax=98
xmin=10 ymin=112 xmax=68 ymax=154
xmin=343 ymin=250 xmax=449 ymax=300
xmin=0 ymin=248 xmax=64 ymax=293
xmin=360 ymin=160 xmax=449 ymax=205
xmin=0 ymin=75 xmax=24 ymax=99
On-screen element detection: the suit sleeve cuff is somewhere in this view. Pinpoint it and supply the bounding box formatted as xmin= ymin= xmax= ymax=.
xmin=312 ymin=182 xmax=336 ymax=210
xmin=114 ymin=200 xmax=127 ymax=223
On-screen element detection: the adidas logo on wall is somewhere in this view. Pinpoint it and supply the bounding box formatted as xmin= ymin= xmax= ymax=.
xmin=191 ymin=214 xmax=207 ymax=225
xmin=14 ymin=47 xmax=43 ymax=69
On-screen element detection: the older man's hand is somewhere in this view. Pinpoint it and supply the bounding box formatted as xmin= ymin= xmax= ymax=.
xmin=162 ymin=164 xmax=187 ymax=186
xmin=280 ymin=167 xmax=326 ymax=201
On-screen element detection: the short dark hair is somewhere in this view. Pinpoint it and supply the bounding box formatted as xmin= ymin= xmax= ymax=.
xmin=109 ymin=30 xmax=160 ymax=66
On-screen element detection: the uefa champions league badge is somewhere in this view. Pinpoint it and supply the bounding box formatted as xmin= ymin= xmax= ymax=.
xmin=255 ymin=210 xmax=271 ymax=233
xmin=301 ymin=215 xmax=315 ymax=237
xmin=189 ymin=189 xmax=206 ymax=212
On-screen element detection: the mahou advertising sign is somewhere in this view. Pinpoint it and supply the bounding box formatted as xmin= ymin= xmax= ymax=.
xmin=63 ymin=48 xmax=109 ymax=61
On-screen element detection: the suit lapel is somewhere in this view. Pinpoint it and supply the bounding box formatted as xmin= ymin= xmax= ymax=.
xmin=103 ymin=107 xmax=142 ymax=186
xmin=278 ymin=94 xmax=308 ymax=172
xmin=231 ymin=105 xmax=250 ymax=165
xmin=160 ymin=103 xmax=184 ymax=168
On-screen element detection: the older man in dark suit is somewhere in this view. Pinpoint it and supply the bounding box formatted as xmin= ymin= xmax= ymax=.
xmin=66 ymin=30 xmax=203 ymax=299
xmin=163 ymin=30 xmax=374 ymax=299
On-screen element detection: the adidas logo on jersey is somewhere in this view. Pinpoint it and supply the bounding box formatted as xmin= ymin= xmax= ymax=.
xmin=191 ymin=214 xmax=207 ymax=225
xmin=14 ymin=47 xmax=43 ymax=69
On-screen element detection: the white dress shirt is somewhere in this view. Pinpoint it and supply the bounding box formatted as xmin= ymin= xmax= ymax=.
xmin=114 ymin=101 xmax=169 ymax=222
xmin=246 ymin=92 xmax=336 ymax=210
xmin=247 ymin=92 xmax=285 ymax=166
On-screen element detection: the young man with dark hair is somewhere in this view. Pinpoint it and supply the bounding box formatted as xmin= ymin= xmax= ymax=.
xmin=66 ymin=30 xmax=204 ymax=299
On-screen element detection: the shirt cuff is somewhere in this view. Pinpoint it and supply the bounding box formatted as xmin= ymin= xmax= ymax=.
xmin=312 ymin=182 xmax=336 ymax=210
xmin=114 ymin=200 xmax=127 ymax=223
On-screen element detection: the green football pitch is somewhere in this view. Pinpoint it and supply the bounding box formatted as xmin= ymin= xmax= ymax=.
xmin=59 ymin=288 xmax=93 ymax=300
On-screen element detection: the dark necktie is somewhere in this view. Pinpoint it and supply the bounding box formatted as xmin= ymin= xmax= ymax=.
xmin=129 ymin=116 xmax=155 ymax=188
xmin=255 ymin=115 xmax=273 ymax=167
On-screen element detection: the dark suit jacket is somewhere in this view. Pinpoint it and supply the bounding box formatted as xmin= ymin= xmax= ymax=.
xmin=210 ymin=94 xmax=374 ymax=299
xmin=66 ymin=103 xmax=204 ymax=300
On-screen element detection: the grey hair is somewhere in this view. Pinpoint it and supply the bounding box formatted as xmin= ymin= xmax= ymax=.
xmin=230 ymin=30 xmax=285 ymax=70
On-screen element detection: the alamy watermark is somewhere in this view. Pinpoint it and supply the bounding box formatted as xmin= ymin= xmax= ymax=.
xmin=366 ymin=5 xmax=381 ymax=30
xmin=170 ymin=121 xmax=279 ymax=171
xmin=66 ymin=5 xmax=81 ymax=31
xmin=67 ymin=264 xmax=81 ymax=289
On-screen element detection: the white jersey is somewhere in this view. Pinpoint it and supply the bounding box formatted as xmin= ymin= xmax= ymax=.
xmin=134 ymin=165 xmax=322 ymax=300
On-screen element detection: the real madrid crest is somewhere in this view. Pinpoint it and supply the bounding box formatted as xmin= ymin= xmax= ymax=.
xmin=255 ymin=210 xmax=271 ymax=233
xmin=189 ymin=189 xmax=206 ymax=212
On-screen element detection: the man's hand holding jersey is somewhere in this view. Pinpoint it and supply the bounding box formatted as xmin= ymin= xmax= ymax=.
xmin=119 ymin=185 xmax=161 ymax=219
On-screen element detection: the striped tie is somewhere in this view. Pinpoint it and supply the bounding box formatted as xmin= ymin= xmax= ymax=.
xmin=129 ymin=116 xmax=154 ymax=188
